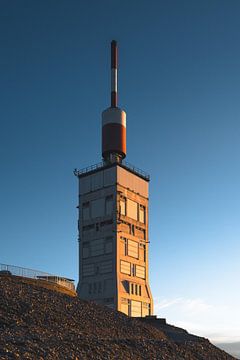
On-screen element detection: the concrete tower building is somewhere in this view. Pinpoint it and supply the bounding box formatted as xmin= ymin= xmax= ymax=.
xmin=74 ymin=41 xmax=153 ymax=317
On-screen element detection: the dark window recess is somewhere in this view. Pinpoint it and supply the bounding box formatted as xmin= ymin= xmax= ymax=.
xmin=83 ymin=224 xmax=95 ymax=231
xmin=106 ymin=195 xmax=113 ymax=200
xmin=82 ymin=202 xmax=90 ymax=208
xmin=135 ymin=284 xmax=138 ymax=295
xmin=131 ymin=283 xmax=134 ymax=294
xmin=131 ymin=224 xmax=135 ymax=235
xmin=104 ymin=297 xmax=114 ymax=303
xmin=96 ymin=223 xmax=99 ymax=231
xmin=88 ymin=284 xmax=92 ymax=294
xmin=122 ymin=280 xmax=129 ymax=293
xmin=100 ymin=219 xmax=113 ymax=227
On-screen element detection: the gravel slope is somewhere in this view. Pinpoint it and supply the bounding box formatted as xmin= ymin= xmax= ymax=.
xmin=0 ymin=276 xmax=236 ymax=360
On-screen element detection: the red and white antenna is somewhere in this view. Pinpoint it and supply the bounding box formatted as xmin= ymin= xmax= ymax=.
xmin=102 ymin=40 xmax=126 ymax=163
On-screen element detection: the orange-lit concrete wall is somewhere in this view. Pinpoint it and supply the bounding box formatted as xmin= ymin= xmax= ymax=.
xmin=77 ymin=164 xmax=153 ymax=316
xmin=116 ymin=166 xmax=153 ymax=317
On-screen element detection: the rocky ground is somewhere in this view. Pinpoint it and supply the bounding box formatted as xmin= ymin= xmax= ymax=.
xmin=0 ymin=276 xmax=236 ymax=359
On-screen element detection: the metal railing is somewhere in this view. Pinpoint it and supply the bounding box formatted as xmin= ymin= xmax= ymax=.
xmin=0 ymin=263 xmax=75 ymax=292
xmin=74 ymin=160 xmax=150 ymax=181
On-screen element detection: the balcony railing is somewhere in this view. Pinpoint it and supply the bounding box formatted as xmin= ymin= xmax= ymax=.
xmin=0 ymin=263 xmax=75 ymax=292
xmin=74 ymin=160 xmax=150 ymax=181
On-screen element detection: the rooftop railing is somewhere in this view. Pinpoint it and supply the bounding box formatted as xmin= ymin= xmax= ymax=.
xmin=0 ymin=263 xmax=75 ymax=292
xmin=74 ymin=160 xmax=150 ymax=181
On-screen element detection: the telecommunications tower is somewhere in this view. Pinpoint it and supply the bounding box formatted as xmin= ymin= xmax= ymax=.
xmin=74 ymin=41 xmax=153 ymax=317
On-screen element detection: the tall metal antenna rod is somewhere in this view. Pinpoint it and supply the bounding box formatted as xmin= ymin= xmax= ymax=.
xmin=102 ymin=40 xmax=126 ymax=162
xmin=111 ymin=40 xmax=118 ymax=107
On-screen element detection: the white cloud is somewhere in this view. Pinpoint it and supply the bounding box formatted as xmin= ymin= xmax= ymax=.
xmin=153 ymin=297 xmax=240 ymax=343
xmin=154 ymin=297 xmax=212 ymax=314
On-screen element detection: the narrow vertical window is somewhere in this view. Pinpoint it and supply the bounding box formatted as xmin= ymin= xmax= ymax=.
xmin=120 ymin=198 xmax=126 ymax=216
xmin=120 ymin=237 xmax=127 ymax=256
xmin=139 ymin=205 xmax=145 ymax=223
xmin=135 ymin=284 xmax=138 ymax=295
xmin=88 ymin=283 xmax=92 ymax=294
xmin=131 ymin=224 xmax=135 ymax=236
xmin=132 ymin=264 xmax=136 ymax=276
xmin=82 ymin=202 xmax=90 ymax=220
xmin=106 ymin=195 xmax=113 ymax=215
xmin=131 ymin=283 xmax=134 ymax=294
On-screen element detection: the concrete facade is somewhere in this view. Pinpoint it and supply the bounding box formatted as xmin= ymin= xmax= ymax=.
xmin=76 ymin=163 xmax=153 ymax=317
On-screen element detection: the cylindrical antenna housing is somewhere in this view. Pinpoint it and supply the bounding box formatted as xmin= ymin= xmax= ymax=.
xmin=102 ymin=40 xmax=127 ymax=162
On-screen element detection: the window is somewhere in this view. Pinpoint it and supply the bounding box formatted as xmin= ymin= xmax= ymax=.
xmin=104 ymin=297 xmax=114 ymax=303
xmin=83 ymin=224 xmax=95 ymax=232
xmin=91 ymin=198 xmax=105 ymax=218
xmin=135 ymin=227 xmax=145 ymax=240
xmin=120 ymin=237 xmax=127 ymax=256
xmin=100 ymin=219 xmax=113 ymax=227
xmin=121 ymin=298 xmax=130 ymax=316
xmin=127 ymin=239 xmax=139 ymax=259
xmin=99 ymin=260 xmax=112 ymax=274
xmin=127 ymin=199 xmax=138 ymax=220
xmin=83 ymin=264 xmax=95 ymax=277
xmin=122 ymin=280 xmax=129 ymax=293
xmin=136 ymin=265 xmax=145 ymax=279
xmin=91 ymin=239 xmax=104 ymax=256
xmin=106 ymin=195 xmax=113 ymax=215
xmin=139 ymin=205 xmax=145 ymax=223
xmin=131 ymin=300 xmax=141 ymax=317
xmin=142 ymin=302 xmax=150 ymax=317
xmin=120 ymin=260 xmax=131 ymax=275
xmin=132 ymin=264 xmax=136 ymax=276
xmin=129 ymin=282 xmax=141 ymax=296
xmin=135 ymin=284 xmax=138 ymax=295
xmin=103 ymin=279 xmax=114 ymax=293
xmin=88 ymin=283 xmax=92 ymax=294
xmin=82 ymin=202 xmax=90 ymax=221
xmin=131 ymin=283 xmax=134 ymax=294
xmin=120 ymin=198 xmax=126 ymax=216
xmin=105 ymin=237 xmax=113 ymax=254
xmin=139 ymin=243 xmax=146 ymax=262
xmin=82 ymin=243 xmax=90 ymax=259
xmin=131 ymin=224 xmax=135 ymax=236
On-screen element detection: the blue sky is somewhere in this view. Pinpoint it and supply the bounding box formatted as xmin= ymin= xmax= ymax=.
xmin=1 ymin=0 xmax=240 ymax=343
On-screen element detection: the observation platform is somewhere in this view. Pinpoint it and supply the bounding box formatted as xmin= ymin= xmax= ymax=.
xmin=0 ymin=263 xmax=76 ymax=297
xmin=74 ymin=160 xmax=150 ymax=181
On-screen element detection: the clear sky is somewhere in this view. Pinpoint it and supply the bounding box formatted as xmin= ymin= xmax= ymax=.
xmin=1 ymin=0 xmax=240 ymax=343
